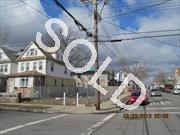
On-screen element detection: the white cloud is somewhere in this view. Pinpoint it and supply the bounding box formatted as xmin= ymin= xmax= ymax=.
xmin=125 ymin=0 xmax=136 ymax=5
xmin=2 ymin=0 xmax=178 ymax=84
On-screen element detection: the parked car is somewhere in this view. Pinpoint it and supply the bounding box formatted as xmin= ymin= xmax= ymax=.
xmin=172 ymin=88 xmax=180 ymax=95
xmin=164 ymin=85 xmax=173 ymax=93
xmin=129 ymin=91 xmax=149 ymax=105
xmin=164 ymin=88 xmax=172 ymax=93
xmin=150 ymin=88 xmax=162 ymax=96
xmin=158 ymin=87 xmax=164 ymax=92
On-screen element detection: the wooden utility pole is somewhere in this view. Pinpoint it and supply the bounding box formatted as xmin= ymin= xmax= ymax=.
xmin=80 ymin=0 xmax=100 ymax=110
xmin=93 ymin=0 xmax=100 ymax=110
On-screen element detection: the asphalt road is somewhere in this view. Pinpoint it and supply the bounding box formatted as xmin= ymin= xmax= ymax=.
xmin=0 ymin=92 xmax=180 ymax=135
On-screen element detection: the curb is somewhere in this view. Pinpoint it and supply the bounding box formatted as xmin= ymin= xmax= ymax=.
xmin=0 ymin=98 xmax=129 ymax=114
xmin=0 ymin=106 xmax=123 ymax=114
xmin=0 ymin=107 xmax=55 ymax=114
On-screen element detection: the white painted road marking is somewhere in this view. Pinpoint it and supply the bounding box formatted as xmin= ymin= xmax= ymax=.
xmin=81 ymin=113 xmax=116 ymax=135
xmin=148 ymin=101 xmax=174 ymax=107
xmin=164 ymin=101 xmax=172 ymax=105
xmin=0 ymin=114 xmax=68 ymax=134
xmin=160 ymin=101 xmax=165 ymax=105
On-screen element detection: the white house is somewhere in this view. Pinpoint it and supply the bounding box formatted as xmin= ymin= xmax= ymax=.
xmin=0 ymin=47 xmax=18 ymax=93
xmin=71 ymin=70 xmax=111 ymax=87
xmin=9 ymin=41 xmax=75 ymax=97
xmin=115 ymin=71 xmax=127 ymax=82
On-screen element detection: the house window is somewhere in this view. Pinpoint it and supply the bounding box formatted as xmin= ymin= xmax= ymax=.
xmin=20 ymin=78 xmax=28 ymax=87
xmin=61 ymin=55 xmax=63 ymax=60
xmin=21 ymin=63 xmax=24 ymax=71
xmin=33 ymin=62 xmax=37 ymax=70
xmin=35 ymin=50 xmax=38 ymax=55
xmin=4 ymin=64 xmax=8 ymax=72
xmin=0 ymin=65 xmax=4 ymax=72
xmin=30 ymin=49 xmax=34 ymax=56
xmin=54 ymin=79 xmax=57 ymax=86
xmin=51 ymin=63 xmax=54 ymax=71
xmin=27 ymin=49 xmax=37 ymax=56
xmin=56 ymin=53 xmax=59 ymax=59
xmin=39 ymin=61 xmax=43 ymax=70
xmin=26 ymin=63 xmax=30 ymax=71
xmin=26 ymin=51 xmax=29 ymax=56
xmin=64 ymin=67 xmax=67 ymax=74
xmin=62 ymin=81 xmax=64 ymax=87
xmin=0 ymin=53 xmax=2 ymax=59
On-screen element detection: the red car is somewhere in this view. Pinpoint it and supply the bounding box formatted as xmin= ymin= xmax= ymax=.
xmin=129 ymin=91 xmax=149 ymax=105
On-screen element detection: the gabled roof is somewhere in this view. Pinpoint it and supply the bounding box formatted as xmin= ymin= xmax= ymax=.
xmin=0 ymin=47 xmax=17 ymax=63
xmin=18 ymin=41 xmax=65 ymax=65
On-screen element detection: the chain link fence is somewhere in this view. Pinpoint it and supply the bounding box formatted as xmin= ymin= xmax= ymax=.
xmin=29 ymin=86 xmax=119 ymax=105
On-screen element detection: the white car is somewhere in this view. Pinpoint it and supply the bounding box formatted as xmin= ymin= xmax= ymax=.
xmin=172 ymin=89 xmax=180 ymax=95
xmin=150 ymin=88 xmax=162 ymax=96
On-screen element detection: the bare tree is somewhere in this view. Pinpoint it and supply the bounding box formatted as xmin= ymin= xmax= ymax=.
xmin=120 ymin=61 xmax=148 ymax=81
xmin=132 ymin=64 xmax=148 ymax=80
xmin=153 ymin=71 xmax=168 ymax=85
xmin=42 ymin=27 xmax=91 ymax=67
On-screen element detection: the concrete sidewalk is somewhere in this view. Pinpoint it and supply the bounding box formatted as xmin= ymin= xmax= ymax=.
xmin=0 ymin=100 xmax=121 ymax=114
xmin=0 ymin=94 xmax=130 ymax=114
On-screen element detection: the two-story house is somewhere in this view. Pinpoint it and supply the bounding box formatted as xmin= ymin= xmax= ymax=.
xmin=0 ymin=47 xmax=18 ymax=93
xmin=9 ymin=41 xmax=75 ymax=97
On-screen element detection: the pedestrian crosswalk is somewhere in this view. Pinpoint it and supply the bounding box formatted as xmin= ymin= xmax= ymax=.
xmin=148 ymin=101 xmax=173 ymax=107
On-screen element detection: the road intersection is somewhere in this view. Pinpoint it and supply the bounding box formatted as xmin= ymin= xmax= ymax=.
xmin=0 ymin=92 xmax=179 ymax=135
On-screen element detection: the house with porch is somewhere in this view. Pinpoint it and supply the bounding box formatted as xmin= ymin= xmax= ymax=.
xmin=0 ymin=47 xmax=18 ymax=93
xmin=9 ymin=41 xmax=75 ymax=98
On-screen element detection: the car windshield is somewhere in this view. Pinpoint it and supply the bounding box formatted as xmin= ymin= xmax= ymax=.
xmin=131 ymin=92 xmax=141 ymax=96
xmin=151 ymin=89 xmax=158 ymax=91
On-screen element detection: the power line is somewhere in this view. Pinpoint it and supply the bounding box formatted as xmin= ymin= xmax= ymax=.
xmin=1 ymin=0 xmax=178 ymax=21
xmin=100 ymin=1 xmax=180 ymax=16
xmin=53 ymin=0 xmax=92 ymax=37
xmin=19 ymin=0 xmax=50 ymax=19
xmin=99 ymin=23 xmax=127 ymax=61
xmin=18 ymin=0 xmax=93 ymax=38
xmin=97 ymin=33 xmax=180 ymax=46
xmin=109 ymin=0 xmax=138 ymax=60
xmin=101 ymin=0 xmax=131 ymax=61
xmin=102 ymin=7 xmax=179 ymax=18
xmin=111 ymin=29 xmax=180 ymax=36
xmin=81 ymin=2 xmax=93 ymax=30
xmin=102 ymin=0 xmax=172 ymax=19
xmin=104 ymin=1 xmax=137 ymax=59
xmin=102 ymin=20 xmax=180 ymax=48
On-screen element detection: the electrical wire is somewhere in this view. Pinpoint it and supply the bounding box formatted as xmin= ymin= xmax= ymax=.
xmin=101 ymin=20 xmax=180 ymax=48
xmin=102 ymin=0 xmax=173 ymax=19
xmin=111 ymin=29 xmax=180 ymax=36
xmin=53 ymin=0 xmax=93 ymax=37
